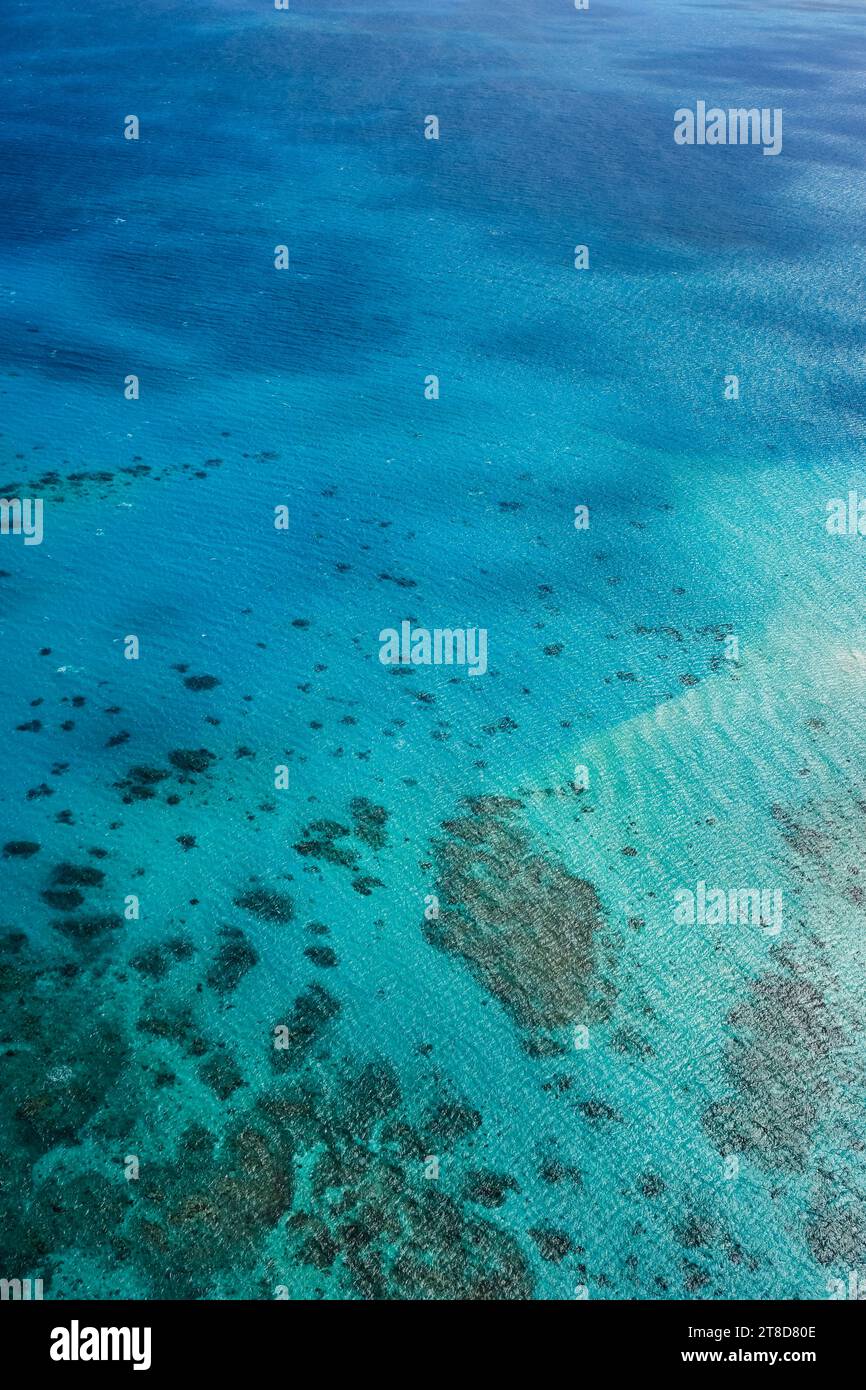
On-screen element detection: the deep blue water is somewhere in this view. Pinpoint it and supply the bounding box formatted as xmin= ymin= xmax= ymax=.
xmin=2 ymin=0 xmax=866 ymax=1300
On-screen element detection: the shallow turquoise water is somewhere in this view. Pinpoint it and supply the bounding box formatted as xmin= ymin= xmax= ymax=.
xmin=2 ymin=0 xmax=866 ymax=1299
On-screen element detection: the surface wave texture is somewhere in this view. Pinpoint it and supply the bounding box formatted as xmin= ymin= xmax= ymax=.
xmin=1 ymin=0 xmax=865 ymax=1299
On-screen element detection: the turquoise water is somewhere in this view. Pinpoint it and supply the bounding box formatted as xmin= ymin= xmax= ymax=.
xmin=2 ymin=0 xmax=866 ymax=1299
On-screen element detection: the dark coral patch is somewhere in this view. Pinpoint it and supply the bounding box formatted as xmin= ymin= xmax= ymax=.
xmin=234 ymin=888 xmax=295 ymax=924
xmin=128 ymin=765 xmax=170 ymax=785
xmin=130 ymin=945 xmax=173 ymax=980
xmin=294 ymin=820 xmax=358 ymax=869
xmin=3 ymin=841 xmax=40 ymax=858
xmin=206 ymin=927 xmax=259 ymax=994
xmin=168 ymin=748 xmax=217 ymax=774
xmin=528 ymin=1225 xmax=572 ymax=1263
xmin=52 ymin=913 xmax=123 ymax=944
xmin=577 ymin=1099 xmax=622 ymax=1124
xmin=423 ymin=1097 xmax=482 ymax=1146
xmin=352 ymin=875 xmax=384 ymax=896
xmin=51 ymin=862 xmax=105 ymax=888
xmin=341 ymin=1061 xmax=402 ymax=1138
xmin=182 ymin=674 xmax=221 ymax=691
xmin=349 ymin=797 xmax=389 ymax=850
xmin=199 ymin=1052 xmax=246 ymax=1101
xmin=271 ymin=984 xmax=342 ymax=1071
xmin=304 ymin=945 xmax=338 ymax=968
xmin=115 ymin=765 xmax=170 ymax=802
xmin=462 ymin=1169 xmax=520 ymax=1208
xmin=41 ymin=888 xmax=85 ymax=911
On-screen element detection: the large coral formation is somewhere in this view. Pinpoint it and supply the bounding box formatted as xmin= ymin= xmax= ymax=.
xmin=424 ymin=795 xmax=612 ymax=1036
xmin=703 ymin=960 xmax=847 ymax=1172
xmin=703 ymin=795 xmax=866 ymax=1271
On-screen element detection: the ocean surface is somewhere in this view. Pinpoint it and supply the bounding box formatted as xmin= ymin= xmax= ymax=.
xmin=2 ymin=0 xmax=866 ymax=1299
